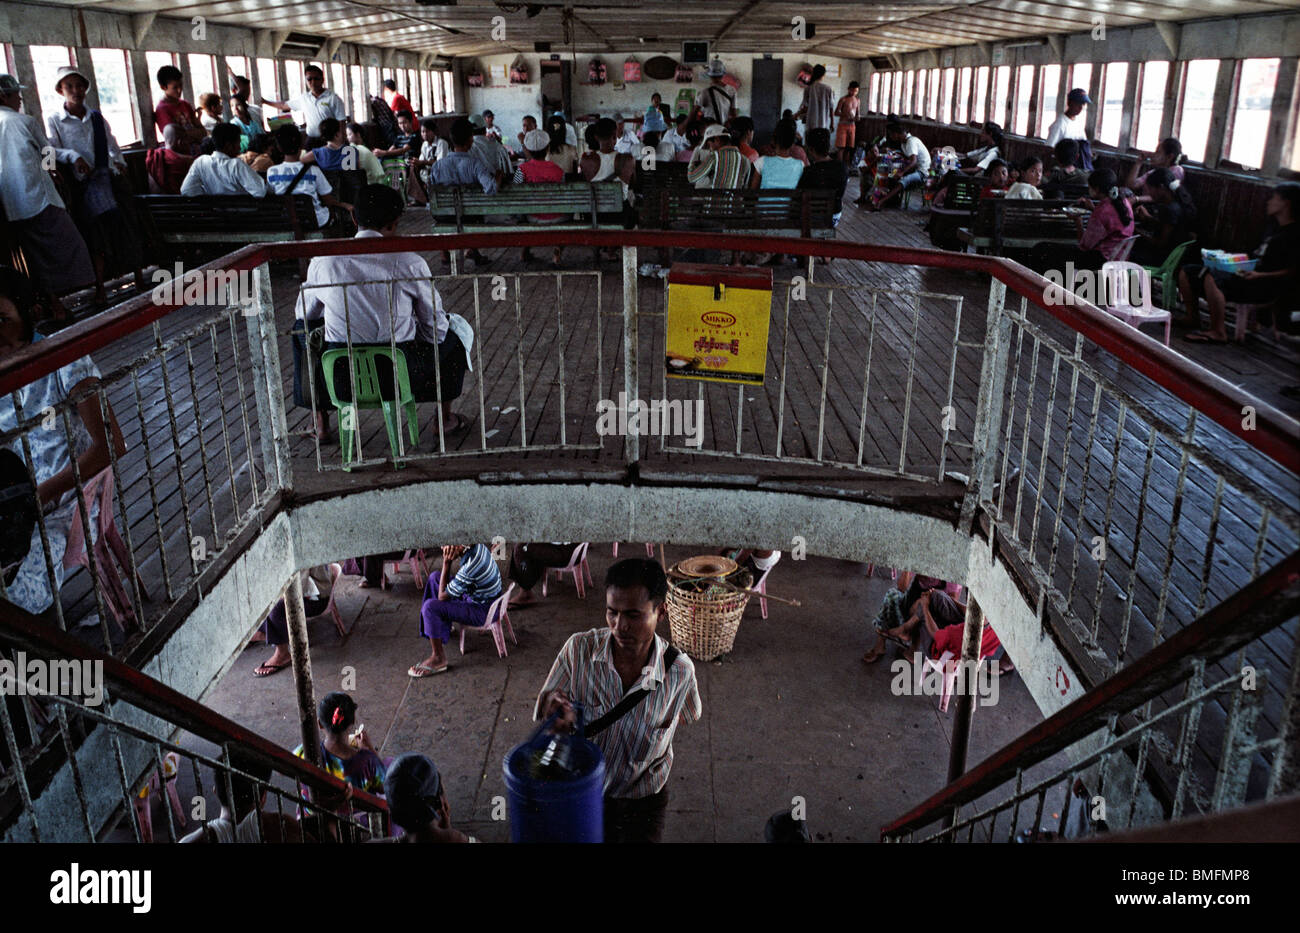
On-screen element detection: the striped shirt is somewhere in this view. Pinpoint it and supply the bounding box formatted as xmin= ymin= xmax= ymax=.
xmin=687 ymin=146 xmax=753 ymax=189
xmin=534 ymin=629 xmax=701 ymax=798
xmin=445 ymin=544 xmax=503 ymax=605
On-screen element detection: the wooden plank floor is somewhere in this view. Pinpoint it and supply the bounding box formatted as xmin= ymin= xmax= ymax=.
xmin=31 ymin=175 xmax=1299 ymax=812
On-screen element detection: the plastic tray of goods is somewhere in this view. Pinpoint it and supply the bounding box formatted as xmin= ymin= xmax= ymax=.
xmin=1201 ymin=249 xmax=1258 ymax=274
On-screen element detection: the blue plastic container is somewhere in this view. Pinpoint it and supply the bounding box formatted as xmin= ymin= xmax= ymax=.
xmin=503 ymin=712 xmax=605 ymax=843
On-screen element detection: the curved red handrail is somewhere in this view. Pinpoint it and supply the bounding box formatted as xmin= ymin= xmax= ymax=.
xmin=2 ymin=231 xmax=1296 ymax=472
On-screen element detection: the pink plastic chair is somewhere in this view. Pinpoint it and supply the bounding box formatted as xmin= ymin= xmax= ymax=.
xmin=1110 ymin=234 xmax=1139 ymax=263
xmin=751 ymin=564 xmax=773 ymax=619
xmin=1227 ymin=302 xmax=1276 ymax=343
xmin=63 ymin=467 xmax=149 ymax=627
xmin=1100 ymin=261 xmax=1172 ymax=345
xmin=543 ymin=543 xmax=592 ymax=598
xmin=382 ymin=549 xmax=427 ymax=589
xmin=308 ymin=563 xmax=348 ymax=638
xmin=921 ymin=651 xmax=963 ymax=713
xmin=612 ymin=542 xmax=657 ymax=558
xmin=133 ymin=751 xmax=185 ymax=843
xmin=460 ymin=583 xmax=517 ymax=658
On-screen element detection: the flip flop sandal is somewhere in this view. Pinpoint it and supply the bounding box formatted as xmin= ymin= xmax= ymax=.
xmin=253 ymin=660 xmax=290 ymax=677
xmin=408 ymin=662 xmax=451 ymax=678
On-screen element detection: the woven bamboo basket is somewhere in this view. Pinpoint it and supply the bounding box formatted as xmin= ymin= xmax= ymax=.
xmin=665 ymin=561 xmax=752 ymax=661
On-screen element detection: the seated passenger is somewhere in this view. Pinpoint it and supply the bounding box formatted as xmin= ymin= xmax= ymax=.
xmin=962 ymin=121 xmax=1004 ymax=174
xmin=251 ymin=567 xmax=331 ymax=677
xmin=229 ymin=95 xmax=264 ymax=144
xmin=409 ymin=544 xmax=504 ymax=677
xmin=295 ymin=184 xmax=471 ymax=435
xmin=469 ymin=113 xmax=512 ymax=185
xmin=308 ymin=117 xmax=351 ymax=171
xmin=545 ymin=115 xmax=580 ymax=176
xmin=345 ymin=122 xmax=387 ymax=185
xmin=198 ymin=93 xmax=223 ymax=133
xmin=146 ymin=123 xmax=197 ymax=195
xmin=687 ymin=124 xmax=756 ymax=189
xmin=429 ymin=117 xmax=497 ymax=269
xmin=180 ymin=754 xmax=309 ymax=843
xmin=266 ymin=124 xmax=351 ymax=232
xmin=799 ymin=127 xmax=849 ymax=225
xmin=374 ymin=109 xmax=418 ymax=158
xmin=513 ymin=128 xmax=566 ymax=266
xmin=0 ymin=268 xmax=125 ymax=620
xmin=294 ymin=692 xmax=386 ymax=812
xmin=1179 ymin=182 xmax=1299 ymax=344
xmin=862 ymin=574 xmax=962 ymax=663
xmin=1129 ymin=167 xmax=1197 ymax=267
xmin=731 ymin=116 xmax=760 ymax=164
xmin=1126 ymin=137 xmax=1186 ymax=196
xmin=1041 ymin=139 xmax=1090 ymax=200
xmin=864 ymin=121 xmax=929 ymax=211
xmin=381 ymin=753 xmax=475 ymax=843
xmin=926 ymin=611 xmax=1001 ymax=663
xmin=508 ymin=542 xmax=582 ymax=606
xmin=978 ymin=158 xmax=1010 ymax=198
xmin=643 ymin=130 xmax=674 ymax=166
xmin=1005 ymin=157 xmax=1044 ymax=200
xmin=662 ymin=113 xmax=690 ymax=155
xmin=755 ymin=119 xmax=805 ymax=189
xmin=238 ymin=132 xmax=276 ymax=173
xmin=1028 ymin=168 xmax=1135 ymax=274
xmin=405 ymin=117 xmax=448 ymax=206
xmin=180 ymin=123 xmax=268 ymax=197
xmin=515 ymin=113 xmax=538 ymax=152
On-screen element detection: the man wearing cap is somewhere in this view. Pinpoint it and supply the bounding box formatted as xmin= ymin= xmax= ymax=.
xmin=513 ymin=127 xmax=566 ymax=265
xmin=536 ymin=558 xmax=701 ymax=844
xmin=467 ymin=112 xmax=512 ymax=184
xmin=0 ymin=73 xmax=95 ymax=318
xmin=46 ymin=65 xmax=143 ymax=305
xmin=698 ymin=59 xmax=736 ymax=124
xmin=687 ymin=123 xmax=755 ymax=189
xmin=1045 ymin=88 xmax=1090 ymax=148
xmin=796 ymin=64 xmax=836 ymax=134
xmin=378 ymin=753 xmax=476 ymax=843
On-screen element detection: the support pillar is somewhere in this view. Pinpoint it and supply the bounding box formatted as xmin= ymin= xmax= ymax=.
xmin=284 ymin=573 xmax=320 ymax=765
xmin=944 ymin=594 xmax=987 ymax=833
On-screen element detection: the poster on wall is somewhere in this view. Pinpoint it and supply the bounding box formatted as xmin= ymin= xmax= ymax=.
xmin=489 ymin=62 xmax=509 ymax=84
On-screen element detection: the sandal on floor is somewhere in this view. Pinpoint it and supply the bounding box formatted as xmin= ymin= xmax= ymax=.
xmin=254 ymin=660 xmax=290 ymax=677
xmin=408 ymin=662 xmax=450 ymax=678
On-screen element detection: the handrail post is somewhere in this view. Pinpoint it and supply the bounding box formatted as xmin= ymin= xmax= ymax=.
xmin=284 ymin=573 xmax=321 ymax=766
xmin=622 ymin=243 xmax=639 ymax=466
xmin=943 ymin=593 xmax=987 ymax=834
xmin=243 ymin=259 xmax=293 ymax=495
xmin=959 ymin=279 xmax=1009 ymax=531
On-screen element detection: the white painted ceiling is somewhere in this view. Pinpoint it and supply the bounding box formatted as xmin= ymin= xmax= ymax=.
xmin=37 ymin=0 xmax=1300 ymax=57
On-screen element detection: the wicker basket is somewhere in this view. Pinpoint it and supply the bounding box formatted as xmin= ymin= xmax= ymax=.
xmin=666 ymin=563 xmax=751 ymax=661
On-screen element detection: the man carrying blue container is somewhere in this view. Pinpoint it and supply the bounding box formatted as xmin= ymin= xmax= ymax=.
xmin=535 ymin=559 xmax=701 ymax=843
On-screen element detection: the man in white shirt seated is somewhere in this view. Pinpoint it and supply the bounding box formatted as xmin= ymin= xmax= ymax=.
xmin=865 ymin=121 xmax=930 ymax=212
xmin=179 ymin=123 xmax=268 ymax=197
xmin=662 ymin=114 xmax=690 ymax=154
xmin=295 ymin=184 xmax=472 ymax=438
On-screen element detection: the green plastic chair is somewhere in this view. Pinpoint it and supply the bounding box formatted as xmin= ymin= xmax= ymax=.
xmin=321 ymin=346 xmax=419 ymax=470
xmin=1143 ymin=239 xmax=1196 ymax=311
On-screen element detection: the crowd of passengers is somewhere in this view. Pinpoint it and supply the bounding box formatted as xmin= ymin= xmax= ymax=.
xmin=859 ymin=86 xmax=1299 ymax=358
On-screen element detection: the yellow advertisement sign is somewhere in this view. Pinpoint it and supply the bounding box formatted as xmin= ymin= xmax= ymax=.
xmin=664 ymin=264 xmax=772 ymax=386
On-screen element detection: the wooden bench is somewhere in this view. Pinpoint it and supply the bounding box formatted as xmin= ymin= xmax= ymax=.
xmin=135 ymin=194 xmax=325 ymax=246
xmin=640 ymin=188 xmax=839 ymax=239
xmin=426 ymin=181 xmax=626 ymax=233
xmin=957 ymin=198 xmax=1081 ymax=255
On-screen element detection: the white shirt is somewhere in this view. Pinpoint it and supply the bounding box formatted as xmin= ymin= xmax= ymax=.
xmin=1005 ymin=182 xmax=1042 ymax=200
xmin=47 ymin=107 xmax=125 ymax=174
xmin=180 ymin=150 xmax=268 ymax=197
xmin=1045 ymin=113 xmax=1087 ymax=147
xmin=0 ymin=106 xmax=64 ymax=220
xmin=901 ymin=134 xmax=931 ymax=173
xmin=698 ymin=83 xmax=736 ymax=123
xmin=614 ymin=128 xmax=640 ymax=155
xmin=966 ymin=145 xmax=999 ymax=171
xmin=266 ymin=161 xmax=332 ymax=227
xmin=470 ymin=135 xmax=512 ymax=179
xmin=288 ymin=90 xmax=348 ymax=137
xmin=663 ymin=127 xmax=689 ymax=154
xmin=295 ymin=229 xmax=448 ymax=346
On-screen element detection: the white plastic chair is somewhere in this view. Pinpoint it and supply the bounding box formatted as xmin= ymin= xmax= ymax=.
xmin=543 ymin=543 xmax=592 ymax=598
xmin=1100 ymin=261 xmax=1172 ymax=345
xmin=459 ymin=583 xmax=517 ymax=658
xmin=751 ymin=563 xmax=773 ymax=619
xmin=922 ymin=651 xmax=963 ymax=713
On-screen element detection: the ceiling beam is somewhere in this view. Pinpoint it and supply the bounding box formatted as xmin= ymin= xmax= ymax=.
xmin=130 ymin=12 xmax=156 ymax=48
xmin=1047 ymin=33 xmax=1065 ymax=60
xmin=1155 ymin=21 xmax=1182 ymax=58
xmin=714 ymin=0 xmax=766 ymax=44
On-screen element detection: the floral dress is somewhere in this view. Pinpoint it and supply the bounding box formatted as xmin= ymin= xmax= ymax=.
xmin=0 ymin=335 xmax=101 ymax=615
